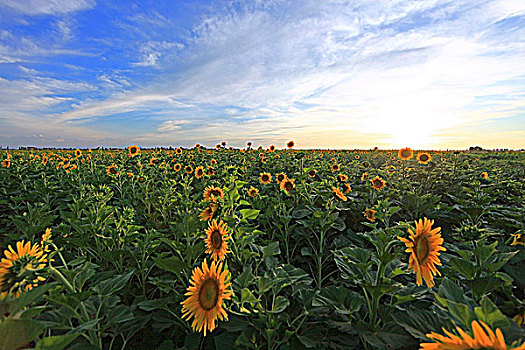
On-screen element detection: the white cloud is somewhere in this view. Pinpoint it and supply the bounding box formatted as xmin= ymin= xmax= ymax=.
xmin=157 ymin=120 xmax=191 ymax=132
xmin=1 ymin=0 xmax=95 ymax=15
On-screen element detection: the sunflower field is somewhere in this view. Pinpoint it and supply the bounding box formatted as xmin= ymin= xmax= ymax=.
xmin=0 ymin=145 xmax=524 ymax=350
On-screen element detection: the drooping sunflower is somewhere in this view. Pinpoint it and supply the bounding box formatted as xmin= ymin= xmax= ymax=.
xmin=398 ymin=218 xmax=446 ymax=288
xmin=364 ymin=208 xmax=376 ymax=222
xmin=260 ymin=172 xmax=272 ymax=185
xmin=398 ymin=147 xmax=413 ymax=160
xmin=417 ymin=152 xmax=431 ymax=164
xmin=204 ymin=220 xmax=231 ymax=261
xmin=331 ymin=164 xmax=340 ymax=172
xmin=248 ymin=187 xmax=258 ymax=198
xmin=276 ymin=172 xmax=287 ymax=184
xmin=107 ymin=164 xmax=119 ymax=176
xmin=420 ymin=320 xmax=525 ymax=350
xmin=174 ymin=163 xmax=182 ymax=172
xmin=203 ymin=186 xmax=225 ymax=202
xmin=287 ymin=141 xmax=294 ymax=148
xmin=127 ymin=145 xmax=140 ymax=157
xmin=195 ymin=166 xmax=205 ymax=179
xmin=308 ymin=169 xmax=317 ymax=178
xmin=185 ymin=165 xmax=193 ymax=174
xmin=332 ymin=186 xmax=347 ymax=201
xmin=280 ymin=178 xmax=295 ymax=195
xmin=370 ymin=176 xmax=386 ymax=191
xmin=510 ymin=232 xmax=525 ymax=246
xmin=0 ymin=240 xmax=48 ymax=299
xmin=200 ymin=203 xmax=217 ymax=221
xmin=181 ymin=259 xmax=232 ymax=336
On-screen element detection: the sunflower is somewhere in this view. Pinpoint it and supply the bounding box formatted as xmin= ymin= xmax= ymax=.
xmin=331 ymin=164 xmax=340 ymax=172
xmin=150 ymin=157 xmax=159 ymax=166
xmin=280 ymin=178 xmax=295 ymax=194
xmin=185 ymin=165 xmax=193 ymax=174
xmin=364 ymin=208 xmax=376 ymax=222
xmin=342 ymin=183 xmax=352 ymax=194
xmin=200 ymin=203 xmax=217 ymax=221
xmin=387 ymin=165 xmax=396 ymax=173
xmin=510 ymin=232 xmax=525 ymax=246
xmin=363 ymin=161 xmax=370 ymax=168
xmin=276 ymin=172 xmax=287 ymax=183
xmin=204 ymin=220 xmax=231 ymax=261
xmin=247 ymin=141 xmax=252 ymax=147
xmin=0 ymin=240 xmax=48 ymax=299
xmin=195 ymin=166 xmax=205 ymax=179
xmin=287 ymin=141 xmax=294 ymax=148
xmin=260 ymin=172 xmax=272 ymax=185
xmin=248 ymin=187 xmax=258 ymax=198
xmin=203 ymin=186 xmax=225 ymax=202
xmin=355 ymin=155 xmax=360 ymax=160
xmin=75 ymin=149 xmax=82 ymax=157
xmin=207 ymin=166 xmax=215 ymax=176
xmin=370 ymin=176 xmax=386 ymax=191
xmin=420 ymin=320 xmax=525 ymax=350
xmin=176 ymin=148 xmax=183 ymax=154
xmin=2 ymin=159 xmax=10 ymax=168
xmin=332 ymin=186 xmax=347 ymax=201
xmin=107 ymin=164 xmax=119 ymax=176
xmin=127 ymin=145 xmax=140 ymax=157
xmin=398 ymin=147 xmax=413 ymax=160
xmin=361 ymin=172 xmax=368 ymax=181
xmin=308 ymin=169 xmax=317 ymax=178
xmin=417 ymin=152 xmax=431 ymax=164
xmin=42 ymin=156 xmax=48 ymax=166
xmin=398 ymin=218 xmax=446 ymax=288
xmin=181 ymin=259 xmax=232 ymax=336
xmin=480 ymin=172 xmax=489 ymax=180
xmin=269 ymin=145 xmax=276 ymax=152
xmin=337 ymin=174 xmax=348 ymax=182
xmin=174 ymin=163 xmax=182 ymax=172
xmin=211 ymin=159 xmax=217 ymax=165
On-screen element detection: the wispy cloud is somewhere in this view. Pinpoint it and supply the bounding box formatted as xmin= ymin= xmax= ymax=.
xmin=0 ymin=0 xmax=96 ymax=16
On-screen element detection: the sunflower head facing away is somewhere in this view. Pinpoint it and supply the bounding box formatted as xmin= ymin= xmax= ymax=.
xmin=332 ymin=186 xmax=347 ymax=201
xmin=398 ymin=147 xmax=414 ymax=160
xmin=260 ymin=172 xmax=272 ymax=185
xmin=203 ymin=186 xmax=225 ymax=202
xmin=398 ymin=218 xmax=446 ymax=288
xmin=370 ymin=176 xmax=386 ymax=191
xmin=200 ymin=203 xmax=217 ymax=222
xmin=181 ymin=259 xmax=232 ymax=336
xmin=420 ymin=320 xmax=525 ymax=350
xmin=417 ymin=152 xmax=431 ymax=164
xmin=204 ymin=220 xmax=231 ymax=261
xmin=127 ymin=145 xmax=140 ymax=157
xmin=0 ymin=240 xmax=49 ymax=299
xmin=364 ymin=208 xmax=376 ymax=222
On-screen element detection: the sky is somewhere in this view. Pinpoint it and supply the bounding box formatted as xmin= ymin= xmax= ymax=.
xmin=0 ymin=0 xmax=524 ymax=150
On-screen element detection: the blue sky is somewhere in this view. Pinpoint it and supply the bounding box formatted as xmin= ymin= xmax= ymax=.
xmin=0 ymin=0 xmax=524 ymax=149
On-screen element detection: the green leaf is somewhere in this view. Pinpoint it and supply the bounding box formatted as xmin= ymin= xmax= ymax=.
xmin=262 ymin=242 xmax=281 ymax=258
xmin=292 ymin=208 xmax=311 ymax=219
xmin=332 ymin=217 xmax=346 ymax=231
xmin=241 ymin=288 xmax=258 ymax=305
xmin=93 ymin=272 xmax=133 ymax=296
xmin=240 ymin=209 xmax=260 ymax=220
xmin=449 ymin=257 xmax=477 ymax=279
xmin=9 ymin=282 xmax=56 ymax=314
xmin=106 ymin=304 xmax=134 ymax=324
xmin=0 ymin=318 xmax=46 ymax=350
xmin=36 ymin=334 xmax=80 ymax=350
xmin=474 ymin=296 xmax=510 ymax=329
xmin=269 ymin=296 xmax=289 ymax=313
xmin=236 ymin=266 xmax=256 ymax=288
xmin=154 ymin=257 xmax=187 ymax=275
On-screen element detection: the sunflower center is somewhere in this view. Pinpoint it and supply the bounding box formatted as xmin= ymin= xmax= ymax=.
xmin=420 ymin=154 xmax=429 ymax=161
xmin=285 ymin=182 xmax=293 ymax=191
xmin=198 ymin=278 xmax=220 ymax=310
xmin=211 ymin=230 xmax=222 ymax=249
xmin=415 ymin=236 xmax=430 ymax=263
xmin=373 ymin=179 xmax=382 ymax=187
xmin=262 ymin=175 xmax=268 ymax=181
xmin=210 ymin=190 xmax=220 ymax=197
xmin=131 ymin=148 xmax=137 ymax=154
xmin=401 ymin=150 xmax=411 ymax=158
xmin=110 ymin=167 xmax=117 ymax=174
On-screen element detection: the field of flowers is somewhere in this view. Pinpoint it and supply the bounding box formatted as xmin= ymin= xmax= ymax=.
xmin=0 ymin=144 xmax=524 ymax=350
